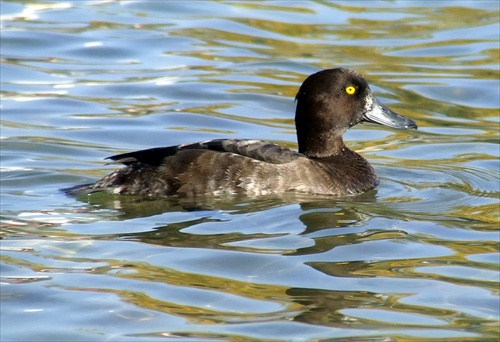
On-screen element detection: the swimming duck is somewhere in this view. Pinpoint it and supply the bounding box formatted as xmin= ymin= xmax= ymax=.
xmin=65 ymin=68 xmax=417 ymax=197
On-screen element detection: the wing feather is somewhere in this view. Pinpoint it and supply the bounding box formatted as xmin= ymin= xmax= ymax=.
xmin=107 ymin=139 xmax=301 ymax=166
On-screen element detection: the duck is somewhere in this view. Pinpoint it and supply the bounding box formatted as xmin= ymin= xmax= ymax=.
xmin=64 ymin=68 xmax=417 ymax=198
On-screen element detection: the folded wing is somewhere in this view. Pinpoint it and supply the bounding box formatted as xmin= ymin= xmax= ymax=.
xmin=108 ymin=139 xmax=301 ymax=166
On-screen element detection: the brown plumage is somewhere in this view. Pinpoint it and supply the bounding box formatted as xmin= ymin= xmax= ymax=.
xmin=64 ymin=68 xmax=417 ymax=198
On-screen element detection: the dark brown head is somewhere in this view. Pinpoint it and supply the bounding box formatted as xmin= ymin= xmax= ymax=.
xmin=295 ymin=68 xmax=417 ymax=157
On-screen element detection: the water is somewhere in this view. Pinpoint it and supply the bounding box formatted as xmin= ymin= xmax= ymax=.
xmin=1 ymin=1 xmax=499 ymax=341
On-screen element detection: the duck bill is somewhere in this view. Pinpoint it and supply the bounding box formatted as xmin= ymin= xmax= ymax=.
xmin=363 ymin=95 xmax=418 ymax=129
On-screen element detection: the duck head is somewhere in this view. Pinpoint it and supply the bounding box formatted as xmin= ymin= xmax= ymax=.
xmin=295 ymin=68 xmax=417 ymax=157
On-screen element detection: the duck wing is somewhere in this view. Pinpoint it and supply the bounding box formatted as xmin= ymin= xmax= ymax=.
xmin=107 ymin=139 xmax=302 ymax=166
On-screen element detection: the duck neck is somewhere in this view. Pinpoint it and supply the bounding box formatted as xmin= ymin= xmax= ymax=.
xmin=297 ymin=130 xmax=347 ymax=158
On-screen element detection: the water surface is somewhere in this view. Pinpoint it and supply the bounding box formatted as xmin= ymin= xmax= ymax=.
xmin=1 ymin=1 xmax=499 ymax=341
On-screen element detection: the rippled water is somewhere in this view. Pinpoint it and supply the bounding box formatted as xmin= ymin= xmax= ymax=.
xmin=1 ymin=1 xmax=499 ymax=341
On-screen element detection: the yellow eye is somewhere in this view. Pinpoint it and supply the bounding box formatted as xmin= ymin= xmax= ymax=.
xmin=345 ymin=86 xmax=356 ymax=95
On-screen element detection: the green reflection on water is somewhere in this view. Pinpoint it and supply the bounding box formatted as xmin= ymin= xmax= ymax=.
xmin=1 ymin=0 xmax=499 ymax=341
